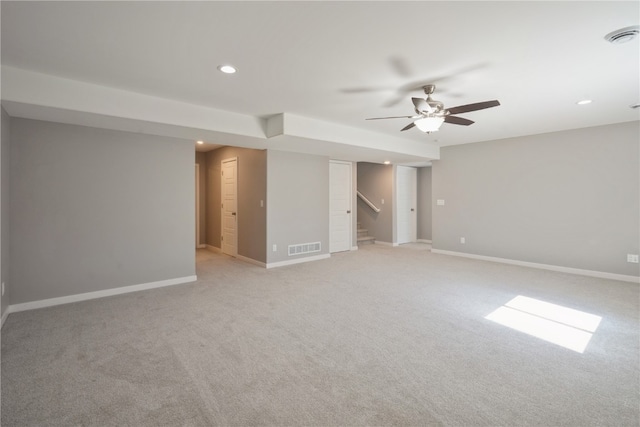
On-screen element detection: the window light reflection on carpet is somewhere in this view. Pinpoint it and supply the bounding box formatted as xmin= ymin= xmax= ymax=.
xmin=485 ymin=296 xmax=602 ymax=353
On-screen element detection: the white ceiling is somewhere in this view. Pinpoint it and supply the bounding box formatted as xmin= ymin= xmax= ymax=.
xmin=2 ymin=1 xmax=639 ymax=164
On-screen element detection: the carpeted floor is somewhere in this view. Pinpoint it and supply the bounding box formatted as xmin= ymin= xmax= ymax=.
xmin=2 ymin=244 xmax=639 ymax=426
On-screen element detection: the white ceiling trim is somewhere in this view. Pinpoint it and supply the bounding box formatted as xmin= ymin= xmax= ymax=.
xmin=267 ymin=113 xmax=439 ymax=160
xmin=1 ymin=66 xmax=439 ymax=163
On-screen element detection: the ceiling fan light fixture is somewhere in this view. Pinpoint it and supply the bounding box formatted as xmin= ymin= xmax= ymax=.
xmin=414 ymin=117 xmax=445 ymax=132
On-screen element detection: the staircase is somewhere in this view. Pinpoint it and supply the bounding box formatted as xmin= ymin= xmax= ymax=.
xmin=357 ymin=222 xmax=375 ymax=246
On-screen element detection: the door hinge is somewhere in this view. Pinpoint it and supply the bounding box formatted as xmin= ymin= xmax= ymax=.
xmin=221 ymin=170 xmax=224 ymax=176
xmin=221 ymin=203 xmax=223 ymax=209
xmin=221 ymin=236 xmax=224 ymax=241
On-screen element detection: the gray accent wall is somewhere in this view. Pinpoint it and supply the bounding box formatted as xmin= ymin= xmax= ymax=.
xmin=357 ymin=162 xmax=394 ymax=244
xmin=1 ymin=108 xmax=11 ymax=317
xmin=205 ymin=146 xmax=267 ymax=263
xmin=10 ymin=119 xmax=196 ymax=304
xmin=267 ymin=150 xmax=329 ymax=264
xmin=432 ymin=121 xmax=639 ymax=277
xmin=417 ymin=166 xmax=432 ymax=241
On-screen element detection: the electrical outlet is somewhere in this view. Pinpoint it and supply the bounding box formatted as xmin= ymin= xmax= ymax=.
xmin=460 ymin=237 xmax=466 ymax=244
xmin=381 ymin=199 xmax=385 ymax=205
xmin=260 ymin=200 xmax=264 ymax=207
xmin=437 ymin=199 xmax=445 ymax=206
xmin=272 ymin=244 xmax=277 ymax=252
xmin=627 ymin=254 xmax=639 ymax=263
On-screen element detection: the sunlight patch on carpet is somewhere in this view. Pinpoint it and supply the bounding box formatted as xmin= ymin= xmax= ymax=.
xmin=486 ymin=296 xmax=602 ymax=353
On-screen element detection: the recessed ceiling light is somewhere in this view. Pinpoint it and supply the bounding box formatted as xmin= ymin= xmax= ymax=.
xmin=217 ymin=65 xmax=237 ymax=74
xmin=196 ymin=140 xmax=204 ymax=145
xmin=384 ymin=161 xmax=391 ymax=165
xmin=576 ymin=99 xmax=592 ymax=105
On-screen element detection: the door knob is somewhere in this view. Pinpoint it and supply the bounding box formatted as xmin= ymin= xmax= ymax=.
xmin=411 ymin=208 xmax=415 ymax=212
xmin=347 ymin=210 xmax=351 ymax=214
xmin=232 ymin=212 xmax=236 ymax=216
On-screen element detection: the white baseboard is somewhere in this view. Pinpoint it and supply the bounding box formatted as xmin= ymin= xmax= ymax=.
xmin=417 ymin=239 xmax=432 ymax=244
xmin=351 ymin=246 xmax=359 ymax=251
xmin=1 ymin=308 xmax=9 ymax=328
xmin=267 ymin=253 xmax=330 ymax=269
xmin=431 ymin=249 xmax=640 ymax=284
xmin=8 ymin=275 xmax=198 ymax=314
xmin=206 ymin=244 xmax=221 ymax=254
xmin=196 ymin=244 xmax=206 ymax=249
xmin=374 ymin=241 xmax=394 ymax=247
xmin=235 ymin=254 xmax=266 ymax=268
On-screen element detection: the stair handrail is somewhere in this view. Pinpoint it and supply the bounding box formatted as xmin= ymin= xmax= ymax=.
xmin=357 ymin=190 xmax=381 ymax=213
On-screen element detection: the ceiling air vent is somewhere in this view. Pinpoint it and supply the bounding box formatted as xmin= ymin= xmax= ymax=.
xmin=604 ymin=25 xmax=639 ymax=44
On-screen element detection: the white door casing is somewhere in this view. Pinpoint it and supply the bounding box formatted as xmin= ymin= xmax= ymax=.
xmin=221 ymin=158 xmax=238 ymax=257
xmin=195 ymin=163 xmax=201 ymax=249
xmin=396 ymin=165 xmax=417 ymax=244
xmin=330 ymin=161 xmax=352 ymax=253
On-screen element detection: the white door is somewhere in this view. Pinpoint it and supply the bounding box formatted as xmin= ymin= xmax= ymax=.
xmin=330 ymin=161 xmax=352 ymax=253
xmin=221 ymin=158 xmax=238 ymax=257
xmin=396 ymin=166 xmax=417 ymax=244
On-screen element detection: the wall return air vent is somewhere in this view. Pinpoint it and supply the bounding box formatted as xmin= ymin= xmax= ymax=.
xmin=288 ymin=242 xmax=321 ymax=256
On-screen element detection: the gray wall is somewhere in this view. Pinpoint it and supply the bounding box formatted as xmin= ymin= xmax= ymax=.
xmin=10 ymin=119 xmax=196 ymax=304
xmin=195 ymin=152 xmax=206 ymax=246
xmin=205 ymin=146 xmax=267 ymax=263
xmin=417 ymin=166 xmax=432 ymax=241
xmin=267 ymin=150 xmax=329 ymax=264
xmin=432 ymin=121 xmax=639 ymax=277
xmin=357 ymin=162 xmax=394 ymax=243
xmin=1 ymin=108 xmax=10 ymax=317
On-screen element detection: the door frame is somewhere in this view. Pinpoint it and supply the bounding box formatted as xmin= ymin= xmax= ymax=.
xmin=195 ymin=163 xmax=201 ymax=248
xmin=221 ymin=157 xmax=238 ymax=257
xmin=329 ymin=160 xmax=354 ymax=253
xmin=395 ymin=165 xmax=417 ymax=244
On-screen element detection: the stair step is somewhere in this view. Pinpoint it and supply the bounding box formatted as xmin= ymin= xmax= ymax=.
xmin=357 ymin=236 xmax=375 ymax=245
xmin=357 ymin=228 xmax=369 ymax=237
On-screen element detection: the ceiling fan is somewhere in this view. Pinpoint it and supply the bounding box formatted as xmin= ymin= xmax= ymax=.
xmin=366 ymin=85 xmax=500 ymax=133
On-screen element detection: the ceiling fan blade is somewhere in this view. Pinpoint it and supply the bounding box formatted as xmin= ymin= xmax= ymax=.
xmin=366 ymin=115 xmax=418 ymax=120
xmin=412 ymin=97 xmax=433 ymax=113
xmin=400 ymin=122 xmax=416 ymax=131
xmin=444 ymin=115 xmax=475 ymax=126
xmin=446 ymin=100 xmax=500 ymax=115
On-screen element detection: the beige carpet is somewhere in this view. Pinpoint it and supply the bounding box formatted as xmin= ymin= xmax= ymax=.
xmin=2 ymin=244 xmax=639 ymax=426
